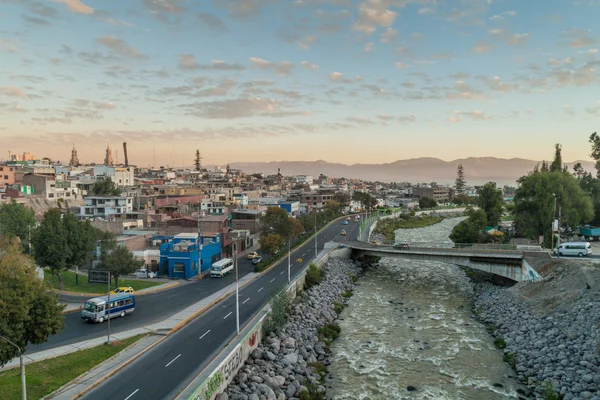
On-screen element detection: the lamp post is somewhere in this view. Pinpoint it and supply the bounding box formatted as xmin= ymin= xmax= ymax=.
xmin=234 ymin=238 xmax=240 ymax=335
xmin=314 ymin=212 xmax=318 ymax=259
xmin=551 ymin=193 xmax=557 ymax=252
xmin=107 ymin=271 xmax=111 ymax=344
xmin=0 ymin=336 xmax=26 ymax=400
xmin=287 ymin=237 xmax=291 ymax=284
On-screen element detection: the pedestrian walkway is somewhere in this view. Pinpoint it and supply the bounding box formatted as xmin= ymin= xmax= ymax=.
xmin=0 ymin=273 xmax=259 ymax=372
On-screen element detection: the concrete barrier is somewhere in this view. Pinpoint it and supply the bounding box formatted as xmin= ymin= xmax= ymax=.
xmin=177 ymin=243 xmax=343 ymax=400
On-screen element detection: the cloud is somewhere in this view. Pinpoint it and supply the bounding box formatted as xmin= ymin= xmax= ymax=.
xmin=197 ymin=12 xmax=227 ymax=32
xmin=178 ymin=53 xmax=199 ymax=69
xmin=364 ymin=42 xmax=375 ymax=52
xmin=352 ymin=2 xmax=397 ymax=34
xmin=98 ymin=36 xmax=146 ymax=59
xmin=0 ymin=86 xmax=27 ymax=98
xmin=377 ymin=114 xmax=416 ymax=123
xmin=380 ymin=27 xmax=398 ymax=43
xmin=395 ymin=62 xmax=407 ymax=68
xmin=590 ymin=48 xmax=598 ymax=55
xmin=562 ymin=105 xmax=575 ymax=115
xmin=328 ymin=72 xmax=354 ymax=83
xmin=73 ymin=99 xmax=117 ymax=110
xmin=179 ymin=97 xmax=307 ymax=119
xmin=217 ymin=0 xmax=263 ymax=19
xmin=471 ymin=42 xmax=493 ymax=53
xmin=142 ymin=0 xmax=186 ymax=14
xmin=587 ymin=101 xmax=600 ymax=115
xmin=51 ymin=0 xmax=94 ymax=14
xmin=489 ymin=10 xmax=516 ymax=21
xmin=249 ymin=57 xmax=294 ymax=76
xmin=301 ymin=61 xmax=319 ymax=70
xmin=454 ymin=110 xmax=490 ymax=120
xmin=201 ymin=60 xmax=246 ymax=71
xmin=563 ymin=28 xmax=596 ymax=48
xmin=504 ymin=33 xmax=531 ymax=46
xmin=21 ymin=14 xmax=51 ymax=25
xmin=448 ymin=117 xmax=459 ymax=123
xmin=418 ymin=7 xmax=433 ymax=15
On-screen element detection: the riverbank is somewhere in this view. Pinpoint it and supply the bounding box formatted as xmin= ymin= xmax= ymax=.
xmin=374 ymin=215 xmax=444 ymax=241
xmin=473 ymin=259 xmax=600 ymax=399
xmin=221 ymin=258 xmax=362 ymax=400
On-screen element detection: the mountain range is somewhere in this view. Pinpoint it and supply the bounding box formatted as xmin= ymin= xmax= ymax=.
xmin=229 ymin=158 xmax=595 ymax=185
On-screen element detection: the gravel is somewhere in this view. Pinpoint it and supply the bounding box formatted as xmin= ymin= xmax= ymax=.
xmin=473 ymin=282 xmax=600 ymax=399
xmin=219 ymin=258 xmax=362 ymax=400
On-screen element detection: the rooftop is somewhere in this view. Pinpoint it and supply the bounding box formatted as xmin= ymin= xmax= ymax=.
xmin=174 ymin=232 xmax=199 ymax=239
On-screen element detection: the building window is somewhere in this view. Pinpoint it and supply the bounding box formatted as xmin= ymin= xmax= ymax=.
xmin=192 ymin=261 xmax=197 ymax=270
xmin=174 ymin=263 xmax=185 ymax=272
xmin=48 ymin=193 xmax=54 ymax=198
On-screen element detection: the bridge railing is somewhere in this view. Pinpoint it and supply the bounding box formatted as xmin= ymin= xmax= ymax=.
xmin=370 ymin=240 xmax=519 ymax=251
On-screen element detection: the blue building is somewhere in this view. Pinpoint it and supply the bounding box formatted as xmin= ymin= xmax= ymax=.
xmin=265 ymin=201 xmax=300 ymax=217
xmin=159 ymin=233 xmax=222 ymax=279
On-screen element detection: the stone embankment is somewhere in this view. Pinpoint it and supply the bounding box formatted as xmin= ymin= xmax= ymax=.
xmin=473 ymin=283 xmax=600 ymax=399
xmin=220 ymin=258 xmax=362 ymax=400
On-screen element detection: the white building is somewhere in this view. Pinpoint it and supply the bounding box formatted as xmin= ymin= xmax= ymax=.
xmin=292 ymin=175 xmax=314 ymax=184
xmin=79 ymin=196 xmax=133 ymax=218
xmin=92 ymin=166 xmax=135 ymax=187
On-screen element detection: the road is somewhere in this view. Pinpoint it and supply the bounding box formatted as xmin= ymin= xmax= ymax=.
xmin=81 ymin=218 xmax=360 ymax=400
xmin=29 ymin=217 xmax=358 ymax=355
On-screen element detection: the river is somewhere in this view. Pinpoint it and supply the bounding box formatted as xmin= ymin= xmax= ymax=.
xmin=328 ymin=217 xmax=521 ymax=399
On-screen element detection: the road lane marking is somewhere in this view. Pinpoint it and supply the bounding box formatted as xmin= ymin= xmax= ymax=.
xmin=124 ymin=389 xmax=139 ymax=400
xmin=224 ymin=312 xmax=232 ymax=319
xmin=199 ymin=330 xmax=210 ymax=340
xmin=243 ymin=298 xmax=250 ymax=304
xmin=258 ymin=287 xmax=264 ymax=292
xmin=167 ymin=294 xmax=180 ymax=299
xmin=165 ymin=354 xmax=181 ymax=368
xmin=280 ymin=271 xmax=284 ymax=275
xmin=270 ymin=278 xmax=275 ymax=283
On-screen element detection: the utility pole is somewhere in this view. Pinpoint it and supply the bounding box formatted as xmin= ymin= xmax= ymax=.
xmin=107 ymin=271 xmax=111 ymax=343
xmin=287 ymin=237 xmax=291 ymax=285
xmin=235 ymin=238 xmax=240 ymax=335
xmin=0 ymin=336 xmax=26 ymax=400
xmin=551 ymin=193 xmax=556 ymax=251
xmin=314 ymin=212 xmax=318 ymax=259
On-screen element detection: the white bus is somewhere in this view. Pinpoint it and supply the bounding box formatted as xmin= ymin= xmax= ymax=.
xmin=81 ymin=293 xmax=135 ymax=323
xmin=211 ymin=258 xmax=234 ymax=278
xmin=554 ymin=242 xmax=592 ymax=257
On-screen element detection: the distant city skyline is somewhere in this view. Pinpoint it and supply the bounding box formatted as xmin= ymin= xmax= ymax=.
xmin=1 ymin=0 xmax=599 ymax=165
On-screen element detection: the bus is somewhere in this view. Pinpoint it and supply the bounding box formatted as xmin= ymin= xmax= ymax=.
xmin=211 ymin=258 xmax=234 ymax=278
xmin=81 ymin=292 xmax=136 ymax=323
xmin=554 ymin=242 xmax=592 ymax=257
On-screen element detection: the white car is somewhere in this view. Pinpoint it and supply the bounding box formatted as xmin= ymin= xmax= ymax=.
xmin=134 ymin=269 xmax=156 ymax=279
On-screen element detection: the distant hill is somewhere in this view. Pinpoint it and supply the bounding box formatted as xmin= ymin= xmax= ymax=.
xmin=229 ymin=158 xmax=595 ymax=185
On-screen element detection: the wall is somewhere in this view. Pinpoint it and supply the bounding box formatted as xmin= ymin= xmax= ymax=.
xmin=179 ymin=241 xmax=340 ymax=400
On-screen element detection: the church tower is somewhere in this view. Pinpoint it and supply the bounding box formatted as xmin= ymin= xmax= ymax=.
xmin=104 ymin=144 xmax=113 ymax=166
xmin=69 ymin=145 xmax=80 ymax=167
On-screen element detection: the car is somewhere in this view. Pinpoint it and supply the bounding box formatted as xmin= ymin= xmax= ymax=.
xmin=110 ymin=286 xmax=134 ymax=295
xmin=394 ymin=243 xmax=410 ymax=250
xmin=247 ymin=251 xmax=259 ymax=260
xmin=340 ymin=230 xmax=346 ymax=236
xmin=345 ymin=216 xmax=351 ymax=221
xmin=133 ymin=269 xmax=156 ymax=279
xmin=343 ymin=220 xmax=348 ymax=225
xmin=251 ymin=256 xmax=263 ymax=265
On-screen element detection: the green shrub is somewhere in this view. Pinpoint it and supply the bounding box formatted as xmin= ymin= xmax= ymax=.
xmin=309 ymin=362 xmax=328 ymax=383
xmin=373 ymin=215 xmax=443 ymax=241
xmin=333 ymin=302 xmax=345 ymax=314
xmin=299 ymin=383 xmax=325 ymax=400
xmin=494 ymin=337 xmax=506 ymax=348
xmin=342 ymin=290 xmax=353 ymax=298
xmin=262 ymin=289 xmax=292 ymax=336
xmin=318 ymin=323 xmax=341 ymax=343
xmin=305 ymin=263 xmax=324 ymax=289
xmin=503 ymin=353 xmax=516 ymax=368
xmin=543 ymin=381 xmax=560 ymax=400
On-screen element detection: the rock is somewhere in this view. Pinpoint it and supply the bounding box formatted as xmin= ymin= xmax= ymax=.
xmin=273 ymin=375 xmax=286 ymax=386
xmin=257 ymin=384 xmax=276 ymax=399
xmin=252 ymin=349 xmax=264 ymax=360
xmin=248 ymin=395 xmax=259 ymax=400
xmin=265 ymin=351 xmax=277 ymax=361
xmin=250 ymin=375 xmax=264 ymax=384
xmin=282 ymin=337 xmax=296 ymax=348
xmin=407 ymin=385 xmax=417 ymax=391
xmin=215 ymin=393 xmax=229 ymax=400
xmin=284 ymin=353 xmax=298 ymax=365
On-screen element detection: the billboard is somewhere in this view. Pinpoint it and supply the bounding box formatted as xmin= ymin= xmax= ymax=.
xmin=88 ymin=269 xmax=109 ymax=284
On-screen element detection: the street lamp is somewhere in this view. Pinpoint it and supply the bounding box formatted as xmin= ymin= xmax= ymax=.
xmin=314 ymin=212 xmax=318 ymax=260
xmin=551 ymin=193 xmax=557 ymax=252
xmin=234 ymin=237 xmax=240 ymax=335
xmin=0 ymin=336 xmax=26 ymax=400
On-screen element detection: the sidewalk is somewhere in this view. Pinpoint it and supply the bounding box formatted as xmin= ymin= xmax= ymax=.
xmin=0 ymin=273 xmax=258 ymax=372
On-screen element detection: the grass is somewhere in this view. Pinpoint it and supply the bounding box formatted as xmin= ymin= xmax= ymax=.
xmin=318 ymin=323 xmax=341 ymax=344
xmin=342 ymin=290 xmax=353 ymax=299
xmin=333 ymin=302 xmax=345 ymax=314
xmin=501 ymin=215 xmax=514 ymax=222
xmin=0 ymin=334 xmax=146 ymax=400
xmin=503 ymin=353 xmax=516 ymax=368
xmin=44 ymin=269 xmax=161 ymax=294
xmin=305 ymin=263 xmax=325 ymax=289
xmin=374 ymin=215 xmax=444 ymax=241
xmin=543 ymin=381 xmax=560 ymax=400
xmin=494 ymin=337 xmax=506 ymax=348
xmin=308 ymin=362 xmax=328 ymax=384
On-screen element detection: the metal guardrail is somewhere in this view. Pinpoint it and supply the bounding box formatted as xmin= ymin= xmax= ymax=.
xmin=372 ymin=240 xmax=519 ymax=251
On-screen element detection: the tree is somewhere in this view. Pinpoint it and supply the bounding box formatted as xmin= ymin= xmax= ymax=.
xmin=33 ymin=208 xmax=71 ymax=289
xmin=573 ymin=162 xmax=585 ymax=179
xmin=62 ymin=213 xmax=95 ymax=271
xmin=477 ymin=182 xmax=504 ymax=226
xmin=323 ymin=200 xmax=343 ymax=215
xmin=419 ymin=197 xmax=437 ymax=209
xmin=260 ymin=233 xmax=284 ymax=256
xmin=455 ymin=164 xmax=466 ymax=194
xmin=0 ymin=199 xmax=35 ymax=252
xmin=97 ymin=237 xmax=144 ymax=287
xmin=261 ymin=207 xmax=291 ymax=237
xmin=514 ymin=170 xmax=593 ymax=246
xmin=0 ymin=238 xmax=65 ymax=366
xmin=589 ymin=132 xmax=600 ymax=178
xmin=194 ymin=150 xmax=202 ymax=172
xmin=352 ymin=192 xmax=377 ymax=211
xmin=91 ymin=176 xmax=121 ymax=196
xmin=550 ymin=143 xmax=563 ymax=172
xmin=332 ymin=192 xmax=351 ymax=208
xmin=449 ymin=208 xmax=487 ymax=244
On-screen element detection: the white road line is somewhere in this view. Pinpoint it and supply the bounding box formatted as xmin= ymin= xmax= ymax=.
xmin=258 ymin=287 xmax=264 ymax=292
xmin=270 ymin=278 xmax=275 ymax=283
xmin=280 ymin=271 xmax=284 ymax=275
xmin=124 ymin=389 xmax=139 ymax=400
xmin=165 ymin=354 xmax=181 ymax=368
xmin=167 ymin=294 xmax=179 ymax=299
xmin=199 ymin=330 xmax=210 ymax=340
xmin=224 ymin=312 xmax=232 ymax=319
xmin=243 ymin=298 xmax=250 ymax=304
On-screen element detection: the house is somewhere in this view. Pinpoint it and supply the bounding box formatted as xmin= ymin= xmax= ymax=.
xmin=158 ymin=233 xmax=221 ymax=279
xmin=230 ymin=209 xmax=265 ymax=234
xmin=79 ymin=196 xmax=133 ymax=218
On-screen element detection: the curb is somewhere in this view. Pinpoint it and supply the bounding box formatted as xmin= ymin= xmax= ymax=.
xmin=61 ymin=307 xmax=82 ymax=315
xmin=72 ymin=334 xmax=166 ymax=400
xmin=53 ymin=281 xmax=180 ymax=298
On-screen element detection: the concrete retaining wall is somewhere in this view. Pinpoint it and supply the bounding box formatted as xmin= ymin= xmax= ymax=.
xmin=178 ymin=244 xmax=344 ymax=400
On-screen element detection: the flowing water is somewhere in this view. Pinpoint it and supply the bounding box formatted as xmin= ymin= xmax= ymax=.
xmin=329 ymin=218 xmax=520 ymax=399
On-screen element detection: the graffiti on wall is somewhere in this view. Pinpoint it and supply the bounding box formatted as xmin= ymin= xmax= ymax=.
xmin=193 ymin=371 xmax=223 ymax=400
xmin=249 ymin=332 xmax=257 ymax=347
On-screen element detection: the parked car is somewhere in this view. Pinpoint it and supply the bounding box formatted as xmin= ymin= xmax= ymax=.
xmin=133 ymin=269 xmax=156 ymax=279
xmin=345 ymin=216 xmax=351 ymax=221
xmin=340 ymin=230 xmax=346 ymax=236
xmin=110 ymin=286 xmax=134 ymax=295
xmin=247 ymin=251 xmax=259 ymax=260
xmin=251 ymin=256 xmax=262 ymax=265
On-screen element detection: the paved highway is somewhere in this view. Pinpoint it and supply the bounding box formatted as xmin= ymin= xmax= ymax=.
xmin=29 ymin=217 xmax=357 ymax=354
xmin=81 ymin=219 xmax=360 ymax=400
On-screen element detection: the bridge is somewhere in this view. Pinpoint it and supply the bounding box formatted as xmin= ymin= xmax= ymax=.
xmin=345 ymin=240 xmax=543 ymax=281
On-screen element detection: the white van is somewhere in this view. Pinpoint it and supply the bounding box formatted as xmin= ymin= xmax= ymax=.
xmin=554 ymin=242 xmax=592 ymax=257
xmin=210 ymin=258 xmax=234 ymax=277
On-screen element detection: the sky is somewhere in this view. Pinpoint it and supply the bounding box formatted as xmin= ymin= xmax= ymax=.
xmin=1 ymin=0 xmax=599 ymax=168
